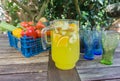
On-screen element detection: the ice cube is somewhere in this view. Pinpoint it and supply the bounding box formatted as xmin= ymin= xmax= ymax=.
xmin=60 ymin=31 xmax=67 ymax=35
xmin=55 ymin=28 xmax=59 ymax=33
xmin=61 ymin=22 xmax=69 ymax=30
xmin=54 ymin=21 xmax=64 ymax=28
xmin=69 ymin=33 xmax=78 ymax=43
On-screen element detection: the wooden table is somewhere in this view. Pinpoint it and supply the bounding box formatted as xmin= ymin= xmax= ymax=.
xmin=0 ymin=33 xmax=120 ymax=81
xmin=76 ymin=44 xmax=120 ymax=81
xmin=0 ymin=34 xmax=48 ymax=81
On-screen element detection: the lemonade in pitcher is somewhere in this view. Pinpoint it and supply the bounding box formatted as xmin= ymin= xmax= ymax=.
xmin=41 ymin=19 xmax=80 ymax=70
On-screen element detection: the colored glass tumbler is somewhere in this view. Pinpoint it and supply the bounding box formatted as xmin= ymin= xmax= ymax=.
xmin=93 ymin=29 xmax=103 ymax=55
xmin=83 ymin=29 xmax=94 ymax=60
xmin=80 ymin=29 xmax=85 ymax=53
xmin=100 ymin=31 xmax=119 ymax=65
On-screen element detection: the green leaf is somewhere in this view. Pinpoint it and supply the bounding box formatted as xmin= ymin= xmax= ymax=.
xmin=0 ymin=22 xmax=16 ymax=31
xmin=98 ymin=0 xmax=104 ymax=5
xmin=50 ymin=0 xmax=54 ymax=6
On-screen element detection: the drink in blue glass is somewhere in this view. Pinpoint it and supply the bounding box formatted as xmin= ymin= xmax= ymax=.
xmin=83 ymin=29 xmax=94 ymax=60
xmin=93 ymin=28 xmax=103 ymax=55
xmin=80 ymin=29 xmax=85 ymax=53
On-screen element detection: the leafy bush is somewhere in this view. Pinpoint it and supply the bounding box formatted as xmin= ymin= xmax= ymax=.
xmin=1 ymin=0 xmax=118 ymax=28
xmin=45 ymin=0 xmax=118 ymax=29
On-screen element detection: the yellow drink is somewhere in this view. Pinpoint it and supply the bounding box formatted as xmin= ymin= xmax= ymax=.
xmin=41 ymin=19 xmax=80 ymax=70
xmin=51 ymin=22 xmax=80 ymax=70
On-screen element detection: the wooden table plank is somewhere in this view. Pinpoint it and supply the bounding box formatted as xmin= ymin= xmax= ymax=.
xmin=0 ymin=52 xmax=48 ymax=59
xmin=0 ymin=34 xmax=8 ymax=38
xmin=0 ymin=34 xmax=49 ymax=81
xmin=0 ymin=49 xmax=19 ymax=53
xmin=48 ymin=54 xmax=81 ymax=81
xmin=0 ymin=72 xmax=47 ymax=81
xmin=77 ymin=66 xmax=120 ymax=81
xmin=76 ymin=42 xmax=120 ymax=81
xmin=77 ymin=52 xmax=120 ymax=69
xmin=0 ymin=56 xmax=48 ymax=65
xmin=104 ymin=79 xmax=120 ymax=81
xmin=0 ymin=63 xmax=47 ymax=74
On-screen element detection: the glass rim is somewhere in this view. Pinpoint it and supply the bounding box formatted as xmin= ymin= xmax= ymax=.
xmin=104 ymin=30 xmax=119 ymax=34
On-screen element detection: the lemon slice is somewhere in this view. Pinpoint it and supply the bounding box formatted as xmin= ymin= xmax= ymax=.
xmin=53 ymin=33 xmax=62 ymax=44
xmin=57 ymin=36 xmax=69 ymax=47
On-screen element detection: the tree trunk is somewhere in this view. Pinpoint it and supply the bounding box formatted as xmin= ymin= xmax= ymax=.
xmin=35 ymin=0 xmax=50 ymax=22
xmin=73 ymin=0 xmax=81 ymax=22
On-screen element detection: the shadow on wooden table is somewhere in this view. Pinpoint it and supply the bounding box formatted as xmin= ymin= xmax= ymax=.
xmin=48 ymin=53 xmax=81 ymax=81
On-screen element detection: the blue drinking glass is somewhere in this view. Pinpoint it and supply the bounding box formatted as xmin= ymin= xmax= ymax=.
xmin=93 ymin=28 xmax=103 ymax=55
xmin=83 ymin=29 xmax=94 ymax=60
xmin=80 ymin=29 xmax=85 ymax=53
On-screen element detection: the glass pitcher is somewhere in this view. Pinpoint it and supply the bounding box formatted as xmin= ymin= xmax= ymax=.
xmin=41 ymin=19 xmax=80 ymax=70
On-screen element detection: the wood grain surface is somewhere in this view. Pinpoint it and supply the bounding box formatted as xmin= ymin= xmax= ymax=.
xmin=76 ymin=43 xmax=120 ymax=81
xmin=0 ymin=34 xmax=48 ymax=81
xmin=48 ymin=54 xmax=81 ymax=81
xmin=1 ymin=33 xmax=120 ymax=81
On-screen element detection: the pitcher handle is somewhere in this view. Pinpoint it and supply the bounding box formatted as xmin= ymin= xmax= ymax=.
xmin=41 ymin=27 xmax=51 ymax=50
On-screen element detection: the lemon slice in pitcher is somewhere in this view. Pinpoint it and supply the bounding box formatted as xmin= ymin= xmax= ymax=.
xmin=57 ymin=36 xmax=69 ymax=47
xmin=53 ymin=33 xmax=62 ymax=44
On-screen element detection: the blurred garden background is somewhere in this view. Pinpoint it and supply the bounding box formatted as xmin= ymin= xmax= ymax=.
xmin=0 ymin=0 xmax=119 ymax=33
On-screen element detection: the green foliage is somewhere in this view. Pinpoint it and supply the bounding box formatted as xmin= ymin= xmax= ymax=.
xmin=2 ymin=0 xmax=118 ymax=29
xmin=44 ymin=0 xmax=117 ymax=29
xmin=4 ymin=0 xmax=20 ymax=26
xmin=45 ymin=0 xmax=77 ymax=20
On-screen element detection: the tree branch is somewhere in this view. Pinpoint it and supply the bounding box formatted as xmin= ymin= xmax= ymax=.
xmin=12 ymin=0 xmax=33 ymax=20
xmin=35 ymin=0 xmax=50 ymax=21
xmin=73 ymin=0 xmax=81 ymax=22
